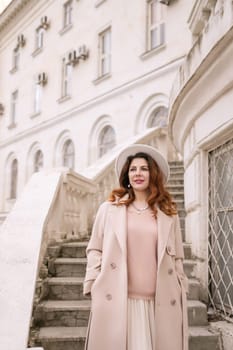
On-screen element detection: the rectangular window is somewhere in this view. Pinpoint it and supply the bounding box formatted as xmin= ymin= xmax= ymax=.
xmin=10 ymin=90 xmax=18 ymax=125
xmin=147 ymin=0 xmax=165 ymax=51
xmin=35 ymin=27 xmax=44 ymax=50
xmin=12 ymin=47 xmax=20 ymax=70
xmin=63 ymin=0 xmax=73 ymax=28
xmin=61 ymin=58 xmax=72 ymax=97
xmin=99 ymin=27 xmax=111 ymax=77
xmin=34 ymin=82 xmax=42 ymax=114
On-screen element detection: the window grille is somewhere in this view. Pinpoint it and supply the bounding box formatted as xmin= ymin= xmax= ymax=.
xmin=208 ymin=138 xmax=233 ymax=321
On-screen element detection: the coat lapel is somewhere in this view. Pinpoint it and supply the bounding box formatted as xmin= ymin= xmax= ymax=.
xmin=157 ymin=208 xmax=173 ymax=269
xmin=110 ymin=204 xmax=127 ymax=257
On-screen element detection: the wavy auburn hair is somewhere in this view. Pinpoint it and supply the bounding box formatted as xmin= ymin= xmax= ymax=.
xmin=109 ymin=152 xmax=177 ymax=217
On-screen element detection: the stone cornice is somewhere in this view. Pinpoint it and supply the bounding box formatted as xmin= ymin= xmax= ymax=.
xmin=0 ymin=0 xmax=31 ymax=33
xmin=188 ymin=0 xmax=217 ymax=35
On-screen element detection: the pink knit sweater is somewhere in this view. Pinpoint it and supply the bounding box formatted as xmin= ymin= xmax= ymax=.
xmin=127 ymin=205 xmax=158 ymax=300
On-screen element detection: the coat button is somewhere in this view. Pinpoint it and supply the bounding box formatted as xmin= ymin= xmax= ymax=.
xmin=110 ymin=262 xmax=116 ymax=269
xmin=106 ymin=294 xmax=112 ymax=301
xmin=168 ymin=268 xmax=173 ymax=275
xmin=170 ymin=299 xmax=176 ymax=306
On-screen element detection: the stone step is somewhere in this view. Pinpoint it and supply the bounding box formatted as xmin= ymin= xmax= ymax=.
xmin=35 ymin=298 xmax=207 ymax=328
xmin=167 ymin=179 xmax=184 ymax=186
xmin=53 ymin=258 xmax=86 ymax=277
xmin=171 ymin=192 xmax=185 ymax=201
xmin=47 ymin=277 xmax=87 ymax=300
xmin=189 ymin=326 xmax=221 ymax=350
xmin=48 ymin=273 xmax=198 ymax=302
xmin=188 ymin=278 xmax=200 ymax=300
xmin=174 ymin=199 xmax=185 ymax=210
xmin=61 ymin=242 xmax=87 ymax=258
xmin=184 ymin=260 xmax=196 ymax=278
xmin=179 ymin=216 xmax=185 ymax=229
xmin=177 ymin=209 xmax=186 ymax=218
xmin=35 ymin=300 xmax=91 ymax=327
xmin=170 ymin=164 xmax=184 ymax=173
xmin=169 ymin=161 xmax=184 ymax=166
xmin=36 ymin=326 xmax=86 ymax=350
xmin=36 ymin=325 xmax=220 ymax=350
xmin=188 ymin=300 xmax=208 ymax=326
xmin=183 ymin=243 xmax=192 ymax=259
xmin=53 ymin=257 xmax=194 ymax=279
xmin=167 ymin=184 xmax=184 ymax=190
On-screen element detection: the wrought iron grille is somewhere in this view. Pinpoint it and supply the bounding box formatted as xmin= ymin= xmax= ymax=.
xmin=208 ymin=138 xmax=233 ymax=320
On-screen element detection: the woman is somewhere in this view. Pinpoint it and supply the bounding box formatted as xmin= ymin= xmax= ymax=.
xmin=83 ymin=144 xmax=189 ymax=350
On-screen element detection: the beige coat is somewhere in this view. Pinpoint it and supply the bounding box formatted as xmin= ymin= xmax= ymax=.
xmin=83 ymin=199 xmax=189 ymax=350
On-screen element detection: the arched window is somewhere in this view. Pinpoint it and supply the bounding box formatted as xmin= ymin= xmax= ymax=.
xmin=147 ymin=106 xmax=168 ymax=128
xmin=62 ymin=139 xmax=75 ymax=169
xmin=34 ymin=150 xmax=43 ymax=172
xmin=98 ymin=125 xmax=116 ymax=158
xmin=10 ymin=159 xmax=18 ymax=199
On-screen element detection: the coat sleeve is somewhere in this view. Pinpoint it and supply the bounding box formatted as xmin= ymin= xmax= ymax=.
xmin=83 ymin=201 xmax=108 ymax=295
xmin=174 ymin=214 xmax=189 ymax=294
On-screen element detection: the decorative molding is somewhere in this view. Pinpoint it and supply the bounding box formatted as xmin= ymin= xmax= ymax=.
xmin=0 ymin=0 xmax=31 ymax=33
xmin=140 ymin=44 xmax=166 ymax=61
xmin=188 ymin=0 xmax=217 ymax=36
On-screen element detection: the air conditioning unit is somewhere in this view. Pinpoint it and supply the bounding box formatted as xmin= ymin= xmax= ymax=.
xmin=37 ymin=72 xmax=48 ymax=86
xmin=78 ymin=45 xmax=89 ymax=60
xmin=66 ymin=50 xmax=79 ymax=66
xmin=41 ymin=16 xmax=50 ymax=30
xmin=17 ymin=34 xmax=26 ymax=47
xmin=0 ymin=103 xmax=4 ymax=116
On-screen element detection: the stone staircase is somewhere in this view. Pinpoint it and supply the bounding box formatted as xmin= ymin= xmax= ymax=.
xmin=31 ymin=161 xmax=222 ymax=350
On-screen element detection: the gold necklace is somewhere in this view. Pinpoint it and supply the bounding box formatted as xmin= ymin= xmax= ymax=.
xmin=132 ymin=202 xmax=149 ymax=214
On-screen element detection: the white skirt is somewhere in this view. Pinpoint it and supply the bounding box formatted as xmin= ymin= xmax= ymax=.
xmin=127 ymin=298 xmax=155 ymax=350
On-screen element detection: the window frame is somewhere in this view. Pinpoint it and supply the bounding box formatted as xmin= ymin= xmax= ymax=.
xmin=63 ymin=0 xmax=73 ymax=29
xmin=98 ymin=125 xmax=116 ymax=158
xmin=62 ymin=139 xmax=75 ymax=169
xmin=34 ymin=150 xmax=44 ymax=173
xmin=147 ymin=0 xmax=165 ymax=51
xmin=12 ymin=46 xmax=20 ymax=71
xmin=9 ymin=90 xmax=18 ymax=127
xmin=33 ymin=81 xmax=42 ymax=115
xmin=98 ymin=27 xmax=111 ymax=78
xmin=61 ymin=58 xmax=72 ymax=98
xmin=9 ymin=158 xmax=18 ymax=199
xmin=35 ymin=26 xmax=45 ymax=51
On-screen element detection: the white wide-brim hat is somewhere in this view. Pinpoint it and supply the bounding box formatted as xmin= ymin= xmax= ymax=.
xmin=115 ymin=144 xmax=169 ymax=183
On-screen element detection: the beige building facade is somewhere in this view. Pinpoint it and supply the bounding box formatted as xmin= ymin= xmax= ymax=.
xmin=1 ymin=0 xmax=233 ymax=348
xmin=0 ymin=0 xmax=192 ymax=221
xmin=169 ymin=0 xmax=233 ymax=346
